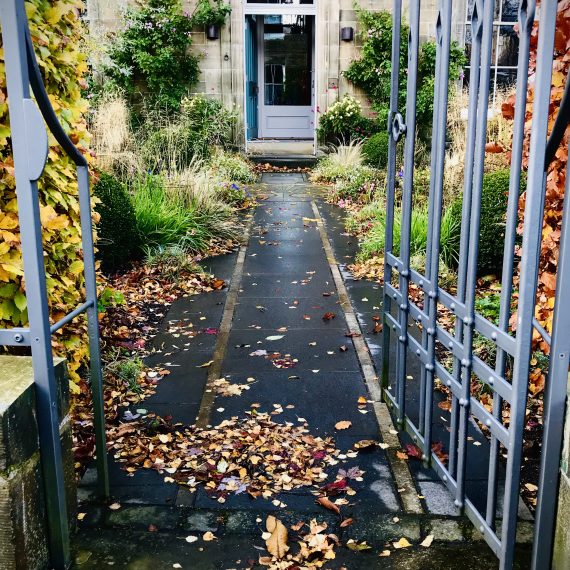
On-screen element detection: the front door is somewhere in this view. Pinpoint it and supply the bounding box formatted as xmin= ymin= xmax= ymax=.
xmin=258 ymin=14 xmax=314 ymax=139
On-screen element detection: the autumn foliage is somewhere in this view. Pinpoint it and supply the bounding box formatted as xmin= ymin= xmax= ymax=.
xmin=503 ymin=1 xmax=570 ymax=351
xmin=0 ymin=0 xmax=91 ymax=382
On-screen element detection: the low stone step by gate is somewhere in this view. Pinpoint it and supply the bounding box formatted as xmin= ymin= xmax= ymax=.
xmin=0 ymin=357 xmax=76 ymax=569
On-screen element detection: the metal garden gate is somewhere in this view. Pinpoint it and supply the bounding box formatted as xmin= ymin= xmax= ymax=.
xmin=382 ymin=1 xmax=570 ymax=569
xmin=0 ymin=1 xmax=109 ymax=567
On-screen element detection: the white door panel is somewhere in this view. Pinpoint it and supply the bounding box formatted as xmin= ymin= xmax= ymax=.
xmin=258 ymin=14 xmax=315 ymax=140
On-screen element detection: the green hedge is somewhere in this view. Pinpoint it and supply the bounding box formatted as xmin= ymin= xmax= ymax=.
xmin=362 ymin=131 xmax=389 ymax=169
xmin=94 ymin=173 xmax=140 ymax=273
xmin=448 ymin=170 xmax=526 ymax=275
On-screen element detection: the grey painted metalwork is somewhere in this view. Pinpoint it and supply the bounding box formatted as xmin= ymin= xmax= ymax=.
xmin=0 ymin=1 xmax=109 ymax=567
xmin=382 ymin=0 xmax=567 ymax=568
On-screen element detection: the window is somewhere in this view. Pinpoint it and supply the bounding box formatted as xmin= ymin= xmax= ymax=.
xmin=463 ymin=0 xmax=519 ymax=104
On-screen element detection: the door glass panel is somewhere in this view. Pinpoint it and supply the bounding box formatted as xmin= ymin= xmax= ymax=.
xmin=263 ymin=15 xmax=312 ymax=106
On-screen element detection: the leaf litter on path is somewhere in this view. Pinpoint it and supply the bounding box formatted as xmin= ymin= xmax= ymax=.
xmin=108 ymin=410 xmax=340 ymax=502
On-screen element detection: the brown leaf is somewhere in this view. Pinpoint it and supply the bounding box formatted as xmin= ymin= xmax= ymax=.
xmin=265 ymin=516 xmax=289 ymax=559
xmin=323 ymin=312 xmax=336 ymax=321
xmin=316 ymin=496 xmax=341 ymax=515
xmin=334 ymin=420 xmax=352 ymax=430
xmin=340 ymin=518 xmax=354 ymax=528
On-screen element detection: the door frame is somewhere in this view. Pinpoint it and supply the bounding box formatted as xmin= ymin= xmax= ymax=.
xmin=243 ymin=1 xmax=318 ymax=152
xmin=256 ymin=13 xmax=315 ymax=140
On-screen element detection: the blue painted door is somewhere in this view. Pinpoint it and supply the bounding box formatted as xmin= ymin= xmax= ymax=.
xmin=245 ymin=15 xmax=258 ymax=141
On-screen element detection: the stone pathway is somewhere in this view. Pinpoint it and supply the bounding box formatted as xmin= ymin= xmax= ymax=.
xmin=73 ymin=174 xmax=530 ymax=569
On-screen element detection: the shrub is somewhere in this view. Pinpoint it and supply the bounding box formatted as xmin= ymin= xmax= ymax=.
xmin=144 ymin=244 xmax=199 ymax=282
xmin=344 ymin=8 xmax=466 ymax=137
xmin=181 ymin=96 xmax=238 ymax=148
xmin=139 ymin=96 xmax=238 ymax=172
xmin=208 ymin=151 xmax=257 ymax=185
xmin=142 ymin=124 xmax=206 ymax=173
xmin=362 ymin=131 xmax=389 ymax=168
xmin=332 ymin=166 xmax=383 ymax=202
xmin=317 ymin=96 xmax=379 ymax=144
xmin=103 ymin=0 xmax=200 ymax=112
xmin=447 ymin=169 xmax=526 ymax=276
xmin=94 ymin=174 xmax=140 ymax=273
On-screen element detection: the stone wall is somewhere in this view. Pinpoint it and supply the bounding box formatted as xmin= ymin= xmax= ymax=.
xmin=0 ymin=357 xmax=75 ymax=570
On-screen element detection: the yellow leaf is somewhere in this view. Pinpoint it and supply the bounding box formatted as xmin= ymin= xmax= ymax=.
xmin=393 ymin=537 xmax=412 ymax=549
xmin=265 ymin=516 xmax=289 ymax=559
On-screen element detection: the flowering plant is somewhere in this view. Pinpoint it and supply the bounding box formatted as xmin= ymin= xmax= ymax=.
xmin=191 ymin=0 xmax=232 ymax=27
xmin=104 ymin=0 xmax=200 ymax=111
xmin=317 ymin=96 xmax=379 ymax=144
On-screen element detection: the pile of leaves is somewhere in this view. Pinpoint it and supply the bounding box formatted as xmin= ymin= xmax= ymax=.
xmin=253 ymin=164 xmax=311 ymax=175
xmin=107 ymin=410 xmax=339 ymax=502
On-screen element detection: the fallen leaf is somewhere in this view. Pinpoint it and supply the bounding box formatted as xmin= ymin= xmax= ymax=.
xmin=335 ymin=421 xmax=352 ymax=430
xmin=203 ymin=531 xmax=216 ymax=542
xmin=266 ymin=335 xmax=284 ymax=341
xmin=198 ymin=360 xmax=214 ymax=368
xmin=323 ymin=312 xmax=336 ymax=321
xmin=421 ymin=534 xmax=434 ymax=548
xmin=316 ymin=496 xmax=341 ymax=514
xmin=393 ymin=537 xmax=412 ymax=549
xmin=265 ymin=516 xmax=289 ymax=559
xmin=109 ymin=502 xmax=121 ymax=510
xmin=185 ymin=536 xmax=198 ymax=543
xmin=340 ymin=518 xmax=354 ymax=528
xmin=346 ymin=539 xmax=372 ymax=551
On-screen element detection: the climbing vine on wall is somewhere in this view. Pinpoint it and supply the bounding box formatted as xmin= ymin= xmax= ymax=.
xmin=0 ymin=0 xmax=92 ymax=384
xmin=103 ymin=0 xmax=200 ymax=112
xmin=502 ymin=1 xmax=570 ymax=352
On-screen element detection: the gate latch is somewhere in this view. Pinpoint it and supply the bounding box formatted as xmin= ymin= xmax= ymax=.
xmin=391 ymin=112 xmax=407 ymax=143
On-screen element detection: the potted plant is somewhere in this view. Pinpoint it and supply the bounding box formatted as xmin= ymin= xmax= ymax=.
xmin=192 ymin=0 xmax=232 ymax=40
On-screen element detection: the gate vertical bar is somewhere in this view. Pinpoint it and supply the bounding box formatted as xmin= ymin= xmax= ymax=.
xmin=422 ymin=0 xmax=452 ymax=460
xmin=486 ymin=0 xmax=536 ymax=530
xmin=78 ymin=165 xmax=110 ymax=498
xmin=501 ymin=1 xmax=557 ymax=567
xmin=0 ymin=0 xmax=71 ymax=566
xmin=382 ymin=0 xmax=402 ymax=403
xmin=448 ymin=0 xmax=484 ymax=477
xmin=394 ymin=0 xmax=420 ymax=430
xmin=455 ymin=0 xmax=495 ymax=510
xmin=531 ymin=135 xmax=570 ymax=570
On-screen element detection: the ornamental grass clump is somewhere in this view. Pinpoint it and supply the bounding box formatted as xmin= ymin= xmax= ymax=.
xmin=311 ymin=140 xmax=364 ymax=183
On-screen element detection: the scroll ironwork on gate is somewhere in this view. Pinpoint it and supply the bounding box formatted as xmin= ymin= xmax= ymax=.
xmin=0 ymin=1 xmax=109 ymax=567
xmin=382 ymin=1 xmax=570 ymax=569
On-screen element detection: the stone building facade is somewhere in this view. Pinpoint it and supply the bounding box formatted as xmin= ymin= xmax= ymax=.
xmin=86 ymin=1 xmax=467 ymax=153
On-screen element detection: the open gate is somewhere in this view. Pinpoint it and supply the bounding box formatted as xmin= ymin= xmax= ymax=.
xmin=382 ymin=1 xmax=570 ymax=569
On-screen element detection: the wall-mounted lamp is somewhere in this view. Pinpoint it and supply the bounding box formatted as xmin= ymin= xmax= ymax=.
xmin=341 ymin=27 xmax=354 ymax=42
xmin=207 ymin=24 xmax=220 ymax=40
